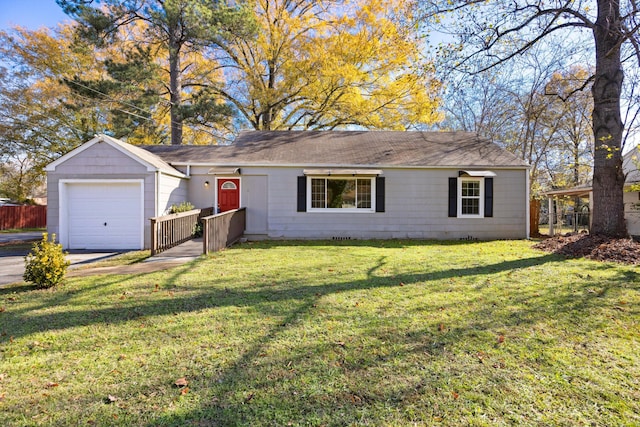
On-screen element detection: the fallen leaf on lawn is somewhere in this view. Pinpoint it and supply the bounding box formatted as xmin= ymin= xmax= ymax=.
xmin=438 ymin=323 xmax=445 ymax=332
xmin=452 ymin=391 xmax=459 ymax=399
xmin=46 ymin=382 xmax=59 ymax=388
xmin=106 ymin=395 xmax=118 ymax=404
xmin=180 ymin=387 xmax=189 ymax=395
xmin=174 ymin=377 xmax=188 ymax=388
xmin=0 ymin=393 xmax=5 ymax=401
xmin=399 ymin=282 xmax=405 ymax=286
xmin=0 ymin=306 xmax=5 ymax=312
xmin=497 ymin=335 xmax=505 ymax=344
xmin=244 ymin=392 xmax=255 ymax=403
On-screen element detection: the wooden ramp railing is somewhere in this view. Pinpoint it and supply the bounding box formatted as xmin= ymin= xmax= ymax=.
xmin=202 ymin=208 xmax=246 ymax=254
xmin=150 ymin=209 xmax=202 ymax=256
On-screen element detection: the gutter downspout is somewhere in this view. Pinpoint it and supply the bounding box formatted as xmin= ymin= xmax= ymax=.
xmin=155 ymin=171 xmax=160 ymax=217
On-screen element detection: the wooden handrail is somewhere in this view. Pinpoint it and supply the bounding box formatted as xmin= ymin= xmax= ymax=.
xmin=150 ymin=209 xmax=202 ymax=255
xmin=202 ymin=208 xmax=246 ymax=254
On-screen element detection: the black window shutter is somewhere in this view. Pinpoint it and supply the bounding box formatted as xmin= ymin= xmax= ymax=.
xmin=375 ymin=176 xmax=385 ymax=212
xmin=448 ymin=177 xmax=457 ymax=217
xmin=297 ymin=176 xmax=306 ymax=212
xmin=484 ymin=177 xmax=493 ymax=217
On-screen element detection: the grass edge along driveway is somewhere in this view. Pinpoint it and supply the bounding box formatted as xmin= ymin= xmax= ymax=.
xmin=1 ymin=239 xmax=638 ymax=426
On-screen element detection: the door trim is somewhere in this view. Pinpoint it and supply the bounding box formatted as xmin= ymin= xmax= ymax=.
xmin=215 ymin=177 xmax=241 ymax=213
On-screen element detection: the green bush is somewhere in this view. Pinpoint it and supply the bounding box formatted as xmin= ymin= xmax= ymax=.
xmin=169 ymin=201 xmax=195 ymax=213
xmin=23 ymin=233 xmax=70 ymax=288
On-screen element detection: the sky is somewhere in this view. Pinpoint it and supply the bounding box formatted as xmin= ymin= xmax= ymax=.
xmin=0 ymin=0 xmax=70 ymax=31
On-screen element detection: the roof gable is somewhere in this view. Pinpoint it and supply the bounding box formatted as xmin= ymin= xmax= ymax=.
xmin=143 ymin=131 xmax=529 ymax=168
xmin=46 ymin=134 xmax=186 ymax=178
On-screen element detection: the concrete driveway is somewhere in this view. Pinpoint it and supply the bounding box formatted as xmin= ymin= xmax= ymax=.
xmin=0 ymin=233 xmax=119 ymax=286
xmin=0 ymin=231 xmax=44 ymax=244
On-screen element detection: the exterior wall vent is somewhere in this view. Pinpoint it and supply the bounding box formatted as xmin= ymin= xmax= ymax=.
xmin=332 ymin=236 xmax=352 ymax=241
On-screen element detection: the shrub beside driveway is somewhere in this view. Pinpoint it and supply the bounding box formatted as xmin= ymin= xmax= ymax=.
xmin=0 ymin=240 xmax=638 ymax=426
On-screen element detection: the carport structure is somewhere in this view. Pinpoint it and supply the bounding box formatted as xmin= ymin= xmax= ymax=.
xmin=544 ymin=184 xmax=592 ymax=236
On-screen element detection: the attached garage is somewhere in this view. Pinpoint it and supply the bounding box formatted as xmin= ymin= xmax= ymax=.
xmin=61 ymin=180 xmax=144 ymax=250
xmin=46 ymin=135 xmax=188 ymax=250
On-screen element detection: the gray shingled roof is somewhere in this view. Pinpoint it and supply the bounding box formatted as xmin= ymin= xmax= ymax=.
xmin=142 ymin=131 xmax=529 ymax=168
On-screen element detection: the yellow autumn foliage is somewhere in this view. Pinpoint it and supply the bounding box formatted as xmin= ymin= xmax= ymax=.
xmin=219 ymin=0 xmax=441 ymax=130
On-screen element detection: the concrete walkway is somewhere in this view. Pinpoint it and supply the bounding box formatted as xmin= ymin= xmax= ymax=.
xmin=68 ymin=238 xmax=204 ymax=278
xmin=1 ymin=237 xmax=205 ymax=285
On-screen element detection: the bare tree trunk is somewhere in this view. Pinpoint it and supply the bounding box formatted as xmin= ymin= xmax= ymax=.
xmin=169 ymin=40 xmax=183 ymax=145
xmin=590 ymin=0 xmax=627 ymax=237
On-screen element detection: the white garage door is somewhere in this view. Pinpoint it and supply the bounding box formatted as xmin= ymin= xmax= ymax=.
xmin=66 ymin=181 xmax=143 ymax=250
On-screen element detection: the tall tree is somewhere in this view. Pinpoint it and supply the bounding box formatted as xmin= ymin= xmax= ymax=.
xmin=213 ymin=0 xmax=441 ymax=130
xmin=0 ymin=25 xmax=103 ymax=176
xmin=423 ymin=0 xmax=640 ymax=237
xmin=58 ymin=0 xmax=255 ymax=145
xmin=544 ymin=66 xmax=594 ymax=190
xmin=0 ymin=157 xmax=44 ymax=203
xmin=436 ymin=44 xmax=588 ymax=196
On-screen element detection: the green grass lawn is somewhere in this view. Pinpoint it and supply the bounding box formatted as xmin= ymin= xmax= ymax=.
xmin=1 ymin=240 xmax=638 ymax=426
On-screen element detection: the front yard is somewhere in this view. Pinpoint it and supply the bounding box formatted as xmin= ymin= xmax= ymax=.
xmin=1 ymin=240 xmax=638 ymax=426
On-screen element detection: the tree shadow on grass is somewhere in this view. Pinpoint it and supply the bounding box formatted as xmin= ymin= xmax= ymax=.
xmin=2 ymin=252 xmax=564 ymax=339
xmin=3 ymin=242 xmax=638 ymax=425
xmin=142 ymin=259 xmax=639 ymax=426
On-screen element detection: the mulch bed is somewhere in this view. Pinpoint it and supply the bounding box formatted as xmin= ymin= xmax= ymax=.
xmin=533 ymin=233 xmax=640 ymax=265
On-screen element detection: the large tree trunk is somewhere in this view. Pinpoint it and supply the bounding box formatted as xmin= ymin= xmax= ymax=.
xmin=169 ymin=39 xmax=183 ymax=146
xmin=590 ymin=0 xmax=627 ymax=237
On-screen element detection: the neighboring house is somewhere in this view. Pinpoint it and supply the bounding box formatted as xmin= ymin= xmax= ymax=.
xmin=544 ymin=146 xmax=640 ymax=239
xmin=46 ymin=131 xmax=531 ymax=250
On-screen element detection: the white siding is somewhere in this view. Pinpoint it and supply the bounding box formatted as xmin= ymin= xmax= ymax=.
xmin=242 ymin=175 xmax=268 ymax=237
xmin=232 ymin=166 xmax=528 ymax=240
xmin=624 ymin=190 xmax=640 ymax=237
xmin=185 ymin=166 xmax=215 ymax=209
xmin=157 ymin=173 xmax=188 ymax=215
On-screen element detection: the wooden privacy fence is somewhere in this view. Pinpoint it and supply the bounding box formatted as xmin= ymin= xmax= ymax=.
xmin=530 ymin=199 xmax=540 ymax=236
xmin=0 ymin=205 xmax=47 ymax=230
xmin=202 ymin=208 xmax=246 ymax=254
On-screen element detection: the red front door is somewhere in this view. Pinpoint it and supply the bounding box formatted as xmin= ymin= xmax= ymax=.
xmin=217 ymin=178 xmax=240 ymax=212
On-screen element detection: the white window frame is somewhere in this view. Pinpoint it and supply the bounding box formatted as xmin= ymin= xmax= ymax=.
xmin=458 ymin=177 xmax=484 ymax=218
xmin=307 ymin=176 xmax=376 ymax=213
